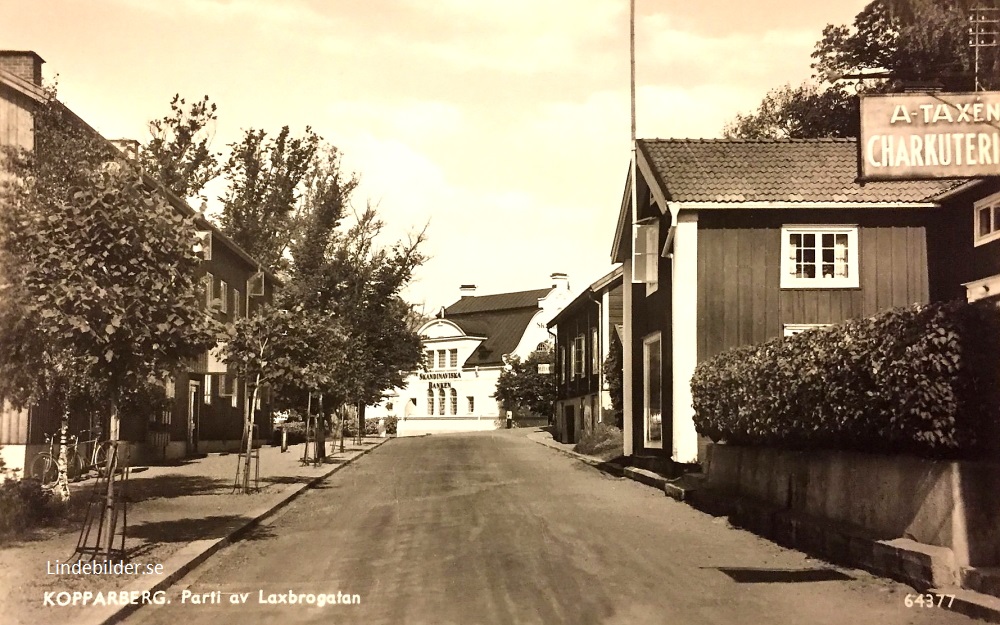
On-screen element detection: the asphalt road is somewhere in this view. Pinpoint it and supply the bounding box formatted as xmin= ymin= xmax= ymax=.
xmin=126 ymin=430 xmax=979 ymax=625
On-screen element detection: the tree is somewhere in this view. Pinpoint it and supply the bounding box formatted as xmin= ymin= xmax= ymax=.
xmin=725 ymin=0 xmax=1000 ymax=139
xmin=0 ymin=94 xmax=220 ymax=505
xmin=218 ymin=126 xmax=320 ymax=273
xmin=222 ymin=304 xmax=343 ymax=490
xmin=603 ymin=332 xmax=624 ymax=429
xmin=494 ymin=342 xmax=556 ymax=420
xmin=141 ymin=94 xmax=221 ymax=202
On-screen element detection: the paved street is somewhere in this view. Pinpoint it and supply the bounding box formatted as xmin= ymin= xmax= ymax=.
xmin=127 ymin=430 xmax=979 ymax=625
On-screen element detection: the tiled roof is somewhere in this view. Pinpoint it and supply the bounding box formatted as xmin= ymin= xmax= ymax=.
xmin=449 ymin=309 xmax=540 ymax=367
xmin=638 ymin=138 xmax=961 ymax=204
xmin=444 ymin=288 xmax=549 ymax=315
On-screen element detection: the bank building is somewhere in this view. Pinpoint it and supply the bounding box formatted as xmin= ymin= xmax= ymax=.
xmin=389 ymin=274 xmax=571 ymax=437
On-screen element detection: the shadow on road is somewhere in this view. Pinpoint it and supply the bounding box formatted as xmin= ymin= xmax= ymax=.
xmin=713 ymin=567 xmax=854 ymax=583
xmin=126 ymin=475 xmax=232 ymax=502
xmin=128 ymin=514 xmax=262 ymax=543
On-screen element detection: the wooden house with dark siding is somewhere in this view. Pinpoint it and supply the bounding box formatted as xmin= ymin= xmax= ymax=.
xmin=0 ymin=51 xmax=278 ymax=476
xmin=548 ymin=266 xmax=623 ymax=444
xmin=610 ymin=138 xmax=964 ymax=471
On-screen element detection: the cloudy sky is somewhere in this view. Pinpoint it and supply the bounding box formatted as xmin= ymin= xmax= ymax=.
xmin=1 ymin=0 xmax=868 ymax=309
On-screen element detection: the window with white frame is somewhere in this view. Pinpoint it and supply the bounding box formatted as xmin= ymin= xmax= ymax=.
xmin=449 ymin=349 xmax=458 ymax=368
xmin=203 ymin=375 xmax=212 ymax=405
xmin=218 ymin=279 xmax=228 ymax=313
xmin=450 ymin=388 xmax=458 ymax=415
xmin=633 ymin=221 xmax=659 ymax=293
xmin=783 ymin=323 xmax=832 ymax=337
xmin=204 ymin=272 xmax=214 ymax=308
xmin=642 ymin=332 xmax=662 ymax=448
xmin=437 ymin=350 xmax=446 ymax=369
xmin=438 ymin=388 xmax=446 ymax=415
xmin=559 ymin=345 xmax=567 ymax=384
xmin=573 ymin=335 xmax=585 ymax=378
xmin=233 ymin=289 xmax=242 ymax=318
xmin=780 ymin=226 xmax=858 ymax=289
xmin=591 ymin=327 xmax=599 ymax=373
xmin=427 ymin=388 xmax=434 ymax=415
xmin=974 ymin=191 xmax=1000 ymax=246
xmin=467 ymin=396 xmax=475 ymax=414
xmin=424 ymin=349 xmax=434 ymax=369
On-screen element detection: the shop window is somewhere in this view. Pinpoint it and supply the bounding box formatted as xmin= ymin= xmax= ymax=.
xmin=781 ymin=226 xmax=858 ymax=289
xmin=643 ymin=332 xmax=662 ymax=448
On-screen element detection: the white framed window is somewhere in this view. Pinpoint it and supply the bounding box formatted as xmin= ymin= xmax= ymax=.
xmin=427 ymin=388 xmax=435 ymax=415
xmin=559 ymin=345 xmax=567 ymax=384
xmin=437 ymin=350 xmax=446 ymax=369
xmin=632 ymin=221 xmax=659 ymax=294
xmin=218 ymin=279 xmax=228 ymax=313
xmin=974 ymin=191 xmax=1000 ymax=246
xmin=573 ymin=335 xmax=585 ymax=378
xmin=203 ymin=375 xmax=212 ymax=405
xmin=233 ymin=289 xmax=242 ymax=318
xmin=591 ymin=327 xmax=600 ymax=373
xmin=783 ymin=323 xmax=832 ymax=337
xmin=467 ymin=396 xmax=475 ymax=414
xmin=780 ymin=225 xmax=858 ymax=289
xmin=438 ymin=388 xmax=446 ymax=415
xmin=424 ymin=349 xmax=434 ymax=369
xmin=642 ymin=332 xmax=663 ymax=448
xmin=204 ymin=272 xmax=215 ymax=308
xmin=449 ymin=349 xmax=458 ymax=368
xmin=450 ymin=388 xmax=458 ymax=415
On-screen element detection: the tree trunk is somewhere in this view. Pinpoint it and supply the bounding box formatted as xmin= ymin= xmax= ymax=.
xmin=339 ymin=404 xmax=345 ymax=453
xmin=54 ymin=410 xmax=70 ymax=502
xmin=242 ymin=374 xmax=260 ymax=494
xmin=357 ymin=401 xmax=366 ymax=444
xmin=317 ymin=393 xmax=326 ymax=460
xmin=102 ymin=401 xmax=122 ymax=559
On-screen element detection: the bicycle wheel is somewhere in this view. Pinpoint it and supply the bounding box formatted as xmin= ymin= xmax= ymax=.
xmin=30 ymin=454 xmax=57 ymax=487
xmin=67 ymin=452 xmax=83 ymax=482
xmin=93 ymin=441 xmax=110 ymax=475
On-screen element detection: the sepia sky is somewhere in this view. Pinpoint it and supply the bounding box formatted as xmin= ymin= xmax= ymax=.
xmin=0 ymin=0 xmax=869 ymax=310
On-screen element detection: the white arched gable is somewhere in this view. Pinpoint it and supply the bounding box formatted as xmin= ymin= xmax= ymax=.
xmin=419 ymin=319 xmax=467 ymax=340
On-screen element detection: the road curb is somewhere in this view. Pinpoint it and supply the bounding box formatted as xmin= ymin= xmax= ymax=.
xmin=84 ymin=437 xmax=391 ymax=625
xmin=525 ymin=432 xmax=625 ymax=477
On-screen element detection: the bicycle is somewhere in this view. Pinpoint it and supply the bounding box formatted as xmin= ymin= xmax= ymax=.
xmin=31 ymin=429 xmax=111 ymax=486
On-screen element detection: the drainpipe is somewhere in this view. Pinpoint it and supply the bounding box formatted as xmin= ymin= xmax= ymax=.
xmin=587 ymin=291 xmax=602 ymax=425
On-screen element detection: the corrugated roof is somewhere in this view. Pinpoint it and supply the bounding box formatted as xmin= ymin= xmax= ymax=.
xmin=638 ymin=138 xmax=960 ymax=204
xmin=449 ymin=309 xmax=540 ymax=367
xmin=445 ymin=288 xmax=550 ymax=315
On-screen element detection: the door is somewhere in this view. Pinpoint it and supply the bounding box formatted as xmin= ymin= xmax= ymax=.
xmin=187 ymin=381 xmax=200 ymax=455
xmin=565 ymin=405 xmax=575 ymax=444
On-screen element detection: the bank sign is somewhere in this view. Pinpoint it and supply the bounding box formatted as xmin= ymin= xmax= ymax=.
xmin=859 ymin=92 xmax=1000 ymax=180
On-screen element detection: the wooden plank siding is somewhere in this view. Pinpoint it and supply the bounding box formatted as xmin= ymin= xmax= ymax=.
xmin=696 ymin=209 xmax=934 ymax=363
xmin=0 ymin=83 xmax=35 ymax=152
xmin=929 ymin=180 xmax=1000 ymax=300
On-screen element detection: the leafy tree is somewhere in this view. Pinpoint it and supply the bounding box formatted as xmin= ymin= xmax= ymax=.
xmin=222 ymin=305 xmax=344 ymax=489
xmin=218 ymin=126 xmax=320 ymax=273
xmin=603 ymin=331 xmax=624 ymax=429
xmin=494 ymin=342 xmax=556 ymax=419
xmin=726 ymin=0 xmax=1000 ymax=139
xmin=141 ymin=94 xmax=221 ymax=202
xmin=0 ymin=95 xmax=220 ymax=502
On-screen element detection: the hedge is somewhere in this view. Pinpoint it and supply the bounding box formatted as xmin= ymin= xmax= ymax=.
xmin=691 ymin=300 xmax=1000 ymax=457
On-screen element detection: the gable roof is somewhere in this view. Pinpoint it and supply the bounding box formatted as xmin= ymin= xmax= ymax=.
xmin=637 ymin=138 xmax=960 ymax=204
xmin=438 ymin=287 xmax=551 ymax=367
xmin=445 ymin=288 xmax=549 ymax=315
xmin=547 ymin=265 xmax=623 ymax=329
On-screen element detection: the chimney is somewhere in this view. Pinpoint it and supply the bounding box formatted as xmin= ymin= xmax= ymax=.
xmin=0 ymin=51 xmax=44 ymax=86
xmin=459 ymin=284 xmax=477 ymax=298
xmin=550 ymin=272 xmax=569 ymax=291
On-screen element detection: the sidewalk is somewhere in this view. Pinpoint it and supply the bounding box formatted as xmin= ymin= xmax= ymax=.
xmin=0 ymin=436 xmax=390 ymax=625
xmin=525 ymin=428 xmax=626 ymax=476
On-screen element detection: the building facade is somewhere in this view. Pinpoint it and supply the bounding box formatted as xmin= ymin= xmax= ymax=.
xmin=0 ymin=51 xmax=277 ymax=476
xmin=610 ymin=138 xmax=965 ymax=471
xmin=549 ymin=266 xmax=623 ymax=444
xmin=392 ymin=274 xmax=572 ymax=436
